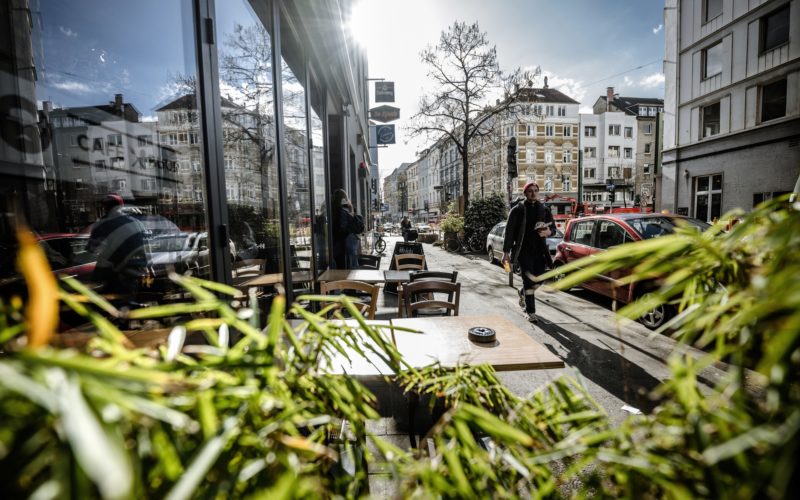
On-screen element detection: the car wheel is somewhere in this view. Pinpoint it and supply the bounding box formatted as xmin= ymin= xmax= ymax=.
xmin=487 ymin=245 xmax=496 ymax=263
xmin=637 ymin=294 xmax=672 ymax=330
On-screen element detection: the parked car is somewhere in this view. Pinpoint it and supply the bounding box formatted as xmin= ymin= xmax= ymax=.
xmin=486 ymin=221 xmax=563 ymax=268
xmin=553 ymin=213 xmax=710 ymax=329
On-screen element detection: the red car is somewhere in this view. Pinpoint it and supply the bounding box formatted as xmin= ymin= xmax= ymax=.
xmin=554 ymin=213 xmax=710 ymax=329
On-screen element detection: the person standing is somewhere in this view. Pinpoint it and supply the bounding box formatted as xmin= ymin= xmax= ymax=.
xmin=502 ymin=181 xmax=555 ymax=323
xmin=331 ymin=189 xmax=364 ymax=269
xmin=400 ymin=216 xmax=411 ymax=242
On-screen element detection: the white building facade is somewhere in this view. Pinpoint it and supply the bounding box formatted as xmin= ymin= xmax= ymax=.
xmin=662 ymin=0 xmax=800 ymax=220
xmin=579 ymin=111 xmax=639 ymax=207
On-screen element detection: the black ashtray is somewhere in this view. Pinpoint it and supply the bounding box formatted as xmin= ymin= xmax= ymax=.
xmin=468 ymin=326 xmax=496 ymax=343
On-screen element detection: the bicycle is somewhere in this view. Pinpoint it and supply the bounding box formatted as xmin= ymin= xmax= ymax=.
xmin=371 ymin=231 xmax=387 ymax=254
xmin=444 ymin=232 xmax=483 ymax=253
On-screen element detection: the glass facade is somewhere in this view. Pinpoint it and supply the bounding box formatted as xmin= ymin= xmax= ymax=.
xmin=1 ymin=0 xmax=372 ymax=322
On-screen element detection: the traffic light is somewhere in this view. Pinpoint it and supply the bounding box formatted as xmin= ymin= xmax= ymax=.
xmin=506 ymin=137 xmax=517 ymax=179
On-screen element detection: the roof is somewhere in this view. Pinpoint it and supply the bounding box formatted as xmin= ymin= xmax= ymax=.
xmin=599 ymin=95 xmax=664 ymax=115
xmin=517 ymin=87 xmax=579 ymax=105
xmin=157 ymin=93 xmax=238 ymax=111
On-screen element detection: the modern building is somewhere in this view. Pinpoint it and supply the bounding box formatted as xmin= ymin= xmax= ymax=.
xmin=1 ymin=0 xmax=372 ymax=313
xmin=580 ymin=110 xmax=639 ymax=207
xmin=662 ymin=0 xmax=800 ymax=220
xmin=592 ymin=88 xmax=664 ymax=208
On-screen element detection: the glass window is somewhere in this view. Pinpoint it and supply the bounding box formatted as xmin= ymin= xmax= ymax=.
xmin=545 ymin=124 xmax=554 ymax=136
xmin=694 ymin=174 xmax=722 ymax=222
xmin=608 ymin=146 xmax=620 ymax=158
xmin=761 ymin=79 xmax=787 ymax=122
xmin=704 ymin=0 xmax=722 ymax=23
xmin=644 ymin=123 xmax=653 ymax=134
xmin=584 ymin=146 xmax=596 ymax=158
xmin=570 ymin=220 xmax=595 ymax=247
xmin=216 ymin=1 xmax=284 ymax=298
xmin=563 ymin=125 xmax=572 ymax=137
xmin=624 ymin=127 xmax=633 ymax=138
xmin=0 ymin=0 xmax=208 ymax=307
xmin=624 ymin=148 xmax=633 ymax=159
xmin=702 ymin=102 xmax=721 ymax=138
xmin=596 ymin=221 xmax=627 ymax=249
xmin=608 ymin=124 xmax=620 ymax=136
xmin=584 ymin=126 xmax=596 ymax=137
xmin=310 ymin=89 xmax=328 ymax=277
xmin=761 ymin=4 xmax=790 ymax=53
xmin=702 ymin=42 xmax=723 ymax=79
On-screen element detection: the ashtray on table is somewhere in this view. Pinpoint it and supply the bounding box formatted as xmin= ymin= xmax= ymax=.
xmin=468 ymin=326 xmax=496 ymax=343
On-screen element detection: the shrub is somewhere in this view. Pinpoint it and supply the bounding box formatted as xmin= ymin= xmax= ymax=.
xmin=439 ymin=201 xmax=464 ymax=234
xmin=464 ymin=193 xmax=507 ymax=251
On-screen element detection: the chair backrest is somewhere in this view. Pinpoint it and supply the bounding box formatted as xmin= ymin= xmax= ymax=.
xmin=357 ymin=254 xmax=381 ymax=269
xmin=403 ymin=280 xmax=461 ymax=317
xmin=320 ymin=279 xmax=379 ymax=319
xmin=395 ymin=253 xmax=425 ymax=271
xmin=409 ymin=270 xmax=458 ymax=283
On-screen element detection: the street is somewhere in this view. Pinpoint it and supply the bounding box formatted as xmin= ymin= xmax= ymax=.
xmin=376 ymin=235 xmax=728 ymax=426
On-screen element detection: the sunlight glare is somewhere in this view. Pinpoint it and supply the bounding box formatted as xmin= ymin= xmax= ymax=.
xmin=346 ymin=0 xmax=372 ymax=49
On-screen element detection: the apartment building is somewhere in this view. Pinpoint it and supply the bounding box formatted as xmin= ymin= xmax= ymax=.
xmin=579 ymin=110 xmax=639 ymax=207
xmin=662 ymin=0 xmax=800 ymax=220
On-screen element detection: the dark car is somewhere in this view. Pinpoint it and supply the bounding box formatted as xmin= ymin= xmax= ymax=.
xmin=553 ymin=213 xmax=710 ymax=329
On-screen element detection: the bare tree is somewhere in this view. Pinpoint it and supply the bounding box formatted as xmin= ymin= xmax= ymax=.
xmin=408 ymin=21 xmax=538 ymax=209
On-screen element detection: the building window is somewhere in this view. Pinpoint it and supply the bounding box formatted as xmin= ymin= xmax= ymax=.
xmin=584 ymin=126 xmax=596 ymax=137
xmin=624 ymin=126 xmax=633 ymax=138
xmin=526 ymin=146 xmax=535 ymax=163
xmin=137 ymin=135 xmax=151 ymax=146
xmin=532 ymin=104 xmax=543 ymax=116
xmin=753 ymin=191 xmax=773 ymax=207
xmin=95 ymin=160 xmax=106 ymax=169
xmin=545 ymin=124 xmax=554 ymax=136
xmin=563 ymin=125 xmax=572 ymax=137
xmin=544 ymin=149 xmax=554 ymax=164
xmin=544 ymin=174 xmax=554 ymax=192
xmin=608 ymin=124 xmax=620 ymax=136
xmin=546 ymin=105 xmax=554 ymax=116
xmin=702 ymin=102 xmax=721 ymax=138
xmin=583 ymin=146 xmax=596 ymax=158
xmin=505 ymin=125 xmax=514 ymax=137
xmin=563 ymin=150 xmax=572 ymax=163
xmin=558 ymin=105 xmax=566 ymax=117
xmin=643 ymin=164 xmax=651 ymax=174
xmin=107 ymin=133 xmax=123 ymax=147
xmin=694 ymin=174 xmax=722 ymax=222
xmin=584 ymin=167 xmax=596 ymax=179
xmin=644 ymin=143 xmax=652 ymax=155
xmin=527 ymin=124 xmax=533 ymax=136
xmin=608 ymin=145 xmax=620 ymax=158
xmin=608 ymin=166 xmax=620 ymax=178
xmin=761 ymin=79 xmax=787 ymax=123
xmin=644 ymin=123 xmax=653 ymax=135
xmin=624 ymin=148 xmax=633 ymax=159
xmin=704 ymin=0 xmax=722 ymax=23
xmin=702 ymin=41 xmax=723 ymax=79
xmin=562 ymin=174 xmax=571 ymax=191
xmin=760 ymin=4 xmax=790 ymax=54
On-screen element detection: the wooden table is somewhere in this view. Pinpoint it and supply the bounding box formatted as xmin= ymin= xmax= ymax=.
xmin=390 ymin=315 xmax=564 ymax=371
xmin=236 ymin=271 xmax=313 ymax=288
xmin=318 ymin=269 xmax=386 ymax=283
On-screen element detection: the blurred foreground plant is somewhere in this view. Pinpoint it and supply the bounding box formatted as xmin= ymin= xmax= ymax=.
xmin=2 ymin=195 xmax=799 ymax=499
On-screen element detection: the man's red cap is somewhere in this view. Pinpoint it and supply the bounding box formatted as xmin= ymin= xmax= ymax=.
xmin=522 ymin=181 xmax=539 ymax=194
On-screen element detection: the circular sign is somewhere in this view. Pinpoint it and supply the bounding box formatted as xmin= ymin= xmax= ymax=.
xmin=376 ymin=125 xmax=395 ymax=144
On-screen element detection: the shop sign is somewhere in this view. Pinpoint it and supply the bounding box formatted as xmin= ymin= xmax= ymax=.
xmin=369 ymin=105 xmax=400 ymax=123
xmin=375 ymin=124 xmax=395 ymax=145
xmin=375 ymin=81 xmax=395 ymax=102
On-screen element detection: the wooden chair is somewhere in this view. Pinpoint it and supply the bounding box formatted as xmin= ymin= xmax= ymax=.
xmin=398 ymin=270 xmax=459 ymax=317
xmin=357 ymin=254 xmax=381 ymax=269
xmin=402 ymin=280 xmax=461 ymax=318
xmin=394 ymin=253 xmax=425 ymax=271
xmin=320 ymin=280 xmax=379 ymax=320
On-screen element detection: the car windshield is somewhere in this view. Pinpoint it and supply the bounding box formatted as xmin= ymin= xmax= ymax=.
xmin=149 ymin=234 xmax=189 ymax=252
xmin=628 ymin=217 xmax=710 ymax=239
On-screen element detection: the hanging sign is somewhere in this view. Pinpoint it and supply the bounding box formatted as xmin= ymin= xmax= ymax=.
xmin=375 ymin=124 xmax=395 ymax=145
xmin=375 ymin=81 xmax=395 ymax=102
xmin=369 ymin=105 xmax=400 ymax=123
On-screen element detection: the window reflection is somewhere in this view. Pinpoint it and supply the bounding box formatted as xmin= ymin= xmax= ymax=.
xmin=281 ymin=52 xmax=313 ymax=291
xmin=216 ymin=1 xmax=284 ymax=299
xmin=1 ymin=1 xmax=207 ymax=310
xmin=310 ymin=102 xmax=328 ymax=274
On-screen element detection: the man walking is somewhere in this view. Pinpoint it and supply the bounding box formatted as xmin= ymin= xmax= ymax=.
xmin=502 ymin=181 xmax=555 ymax=323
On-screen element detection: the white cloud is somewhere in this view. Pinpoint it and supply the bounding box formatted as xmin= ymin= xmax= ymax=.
xmin=652 ymin=24 xmax=663 ymax=34
xmin=541 ymin=71 xmax=586 ymax=103
xmin=51 ymin=80 xmax=92 ymax=94
xmin=59 ymin=26 xmax=78 ymax=38
xmin=640 ymin=73 xmax=665 ymax=88
xmin=623 ymin=76 xmax=633 ymax=87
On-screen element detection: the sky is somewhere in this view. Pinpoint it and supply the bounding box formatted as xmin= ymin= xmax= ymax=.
xmin=351 ymin=0 xmax=667 ymax=181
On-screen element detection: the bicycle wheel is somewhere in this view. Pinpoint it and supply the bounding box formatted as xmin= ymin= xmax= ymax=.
xmin=374 ymin=238 xmax=386 ymax=253
xmin=468 ymin=235 xmax=484 ymax=253
xmin=444 ymin=237 xmax=461 ymax=252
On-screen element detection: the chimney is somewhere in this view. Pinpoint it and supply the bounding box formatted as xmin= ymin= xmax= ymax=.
xmin=114 ymin=93 xmax=124 ymax=113
xmin=543 ymin=76 xmax=548 ymax=89
xmin=42 ymin=100 xmax=53 ymax=113
xmin=606 ymin=87 xmax=614 ymax=111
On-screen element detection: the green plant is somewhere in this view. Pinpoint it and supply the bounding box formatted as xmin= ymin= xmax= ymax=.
xmin=439 ymin=201 xmax=464 ymax=234
xmin=2 ymin=195 xmax=799 ymax=499
xmin=464 ymin=193 xmax=507 ymax=251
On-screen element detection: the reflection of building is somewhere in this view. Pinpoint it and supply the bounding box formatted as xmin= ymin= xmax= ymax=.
xmin=662 ymin=0 xmax=799 ymax=220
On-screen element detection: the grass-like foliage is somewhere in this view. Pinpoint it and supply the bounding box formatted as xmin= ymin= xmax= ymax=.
xmin=1 ymin=195 xmax=798 ymax=498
